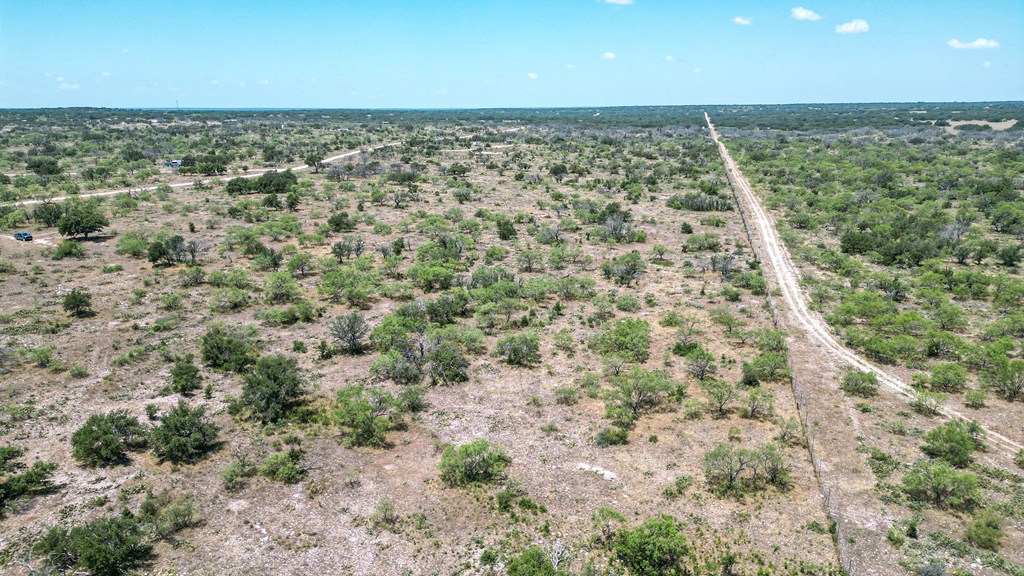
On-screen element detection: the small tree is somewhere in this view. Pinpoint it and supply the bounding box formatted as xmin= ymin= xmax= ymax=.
xmin=921 ymin=419 xmax=985 ymax=468
xmin=615 ymin=515 xmax=693 ymax=576
xmin=438 ymin=440 xmax=510 ymax=486
xmin=590 ymin=318 xmax=651 ymax=363
xmin=494 ymin=332 xmax=540 ymax=367
xmin=150 ymin=402 xmax=219 ymax=464
xmin=57 ymin=202 xmax=109 ymax=239
xmin=901 ymin=459 xmax=979 ymax=509
xmin=701 ymin=380 xmax=736 ymax=417
xmin=263 ymin=271 xmax=302 ymax=303
xmin=606 ymin=368 xmax=674 ymax=426
xmin=334 ymin=385 xmax=397 ymax=447
xmin=330 ymin=312 xmax=370 ymax=355
xmin=200 ymin=323 xmax=258 ymax=372
xmin=71 ymin=409 xmax=148 ymax=467
xmin=240 ymin=355 xmax=304 ymax=424
xmin=63 ymin=287 xmax=94 ymax=317
xmin=169 ymin=354 xmax=202 ymax=395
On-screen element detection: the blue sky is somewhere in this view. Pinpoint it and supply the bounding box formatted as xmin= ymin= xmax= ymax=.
xmin=1 ymin=1 xmax=1021 ymax=108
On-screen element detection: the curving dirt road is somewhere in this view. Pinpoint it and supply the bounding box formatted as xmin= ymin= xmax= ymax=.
xmin=10 ymin=143 xmax=400 ymax=208
xmin=705 ymin=113 xmax=1022 ymax=457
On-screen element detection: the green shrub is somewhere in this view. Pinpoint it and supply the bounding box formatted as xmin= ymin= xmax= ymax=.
xmin=200 ymin=323 xmax=258 ymax=372
xmin=169 ymin=354 xmax=202 ymax=395
xmin=901 ymin=459 xmax=978 ymax=509
xmin=0 ymin=447 xmax=56 ymax=514
xmin=615 ymin=515 xmax=694 ymax=576
xmin=53 ymin=239 xmax=86 ymax=260
xmin=34 ymin=516 xmax=151 ymax=576
xmin=595 ymin=426 xmax=630 ymax=447
xmin=63 ymin=287 xmax=94 ymax=317
xmin=841 ymin=370 xmax=879 ymax=398
xmin=71 ymin=410 xmax=148 ymax=467
xmin=507 ymin=546 xmax=566 ymax=576
xmin=330 ymin=312 xmax=370 ymax=355
xmin=965 ymin=509 xmax=1004 ymax=551
xmin=438 ymin=439 xmax=510 ymax=486
xmin=590 ymin=318 xmax=651 ymax=363
xmin=239 ymin=354 xmax=304 ymax=424
xmin=926 ymin=363 xmax=968 ymax=393
xmin=494 ymin=332 xmax=541 ymax=367
xmin=221 ymin=454 xmax=257 ymax=491
xmin=921 ymin=419 xmax=985 ymax=468
xmin=149 ymin=402 xmax=219 ymax=464
xmin=334 ymin=385 xmax=398 ymax=447
xmin=260 ymin=449 xmax=305 ymax=483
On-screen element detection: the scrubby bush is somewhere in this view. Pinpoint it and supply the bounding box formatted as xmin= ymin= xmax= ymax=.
xmin=921 ymin=419 xmax=985 ymax=468
xmin=240 ymin=354 xmax=304 ymax=424
xmin=901 ymin=459 xmax=979 ymax=509
xmin=260 ymin=449 xmax=305 ymax=483
xmin=63 ymin=287 xmax=93 ymax=317
xmin=334 ymin=385 xmax=398 ymax=447
xmin=615 ymin=515 xmax=694 ymax=576
xmin=494 ymin=332 xmax=540 ymax=367
xmin=841 ymin=369 xmax=879 ymax=398
xmin=965 ymin=509 xmax=1004 ymax=551
xmin=71 ymin=410 xmax=148 ymax=467
xmin=330 ymin=312 xmax=370 ymax=354
xmin=590 ymin=318 xmax=651 ymax=363
xmin=34 ymin=516 xmax=151 ymax=576
xmin=200 ymin=323 xmax=258 ymax=372
xmin=53 ymin=239 xmax=87 ymax=260
xmin=438 ymin=439 xmax=510 ymax=486
xmin=169 ymin=354 xmax=202 ymax=395
xmin=507 ymin=546 xmax=567 ymax=576
xmin=0 ymin=447 xmax=56 ymax=513
xmin=595 ymin=426 xmax=630 ymax=447
xmin=149 ymin=402 xmax=219 ymax=464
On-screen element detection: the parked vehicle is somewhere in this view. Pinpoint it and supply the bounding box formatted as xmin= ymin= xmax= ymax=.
xmin=12 ymin=232 xmax=33 ymax=241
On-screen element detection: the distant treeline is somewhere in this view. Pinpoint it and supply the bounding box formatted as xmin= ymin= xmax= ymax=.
xmin=1 ymin=102 xmax=1021 ymax=131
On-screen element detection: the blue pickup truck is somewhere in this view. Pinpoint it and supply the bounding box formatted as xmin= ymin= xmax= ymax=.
xmin=12 ymin=232 xmax=33 ymax=241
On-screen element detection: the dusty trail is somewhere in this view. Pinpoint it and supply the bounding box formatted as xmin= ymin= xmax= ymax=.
xmin=705 ymin=113 xmax=1022 ymax=456
xmin=9 ymin=142 xmax=400 ymax=208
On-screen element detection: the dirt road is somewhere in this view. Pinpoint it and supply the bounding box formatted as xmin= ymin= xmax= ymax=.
xmin=10 ymin=143 xmax=400 ymax=208
xmin=705 ymin=113 xmax=1022 ymax=457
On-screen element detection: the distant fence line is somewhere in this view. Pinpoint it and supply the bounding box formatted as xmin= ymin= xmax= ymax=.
xmin=719 ymin=136 xmax=856 ymax=575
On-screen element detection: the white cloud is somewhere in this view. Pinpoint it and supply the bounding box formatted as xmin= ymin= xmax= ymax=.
xmin=947 ymin=38 xmax=999 ymax=49
xmin=527 ymin=72 xmax=538 ymax=80
xmin=602 ymin=51 xmax=616 ymax=60
xmin=565 ymin=63 xmax=576 ymax=69
xmin=210 ymin=79 xmax=220 ymax=85
xmin=238 ymin=82 xmax=246 ymax=87
xmin=665 ymin=55 xmax=674 ymax=62
xmin=100 ymin=71 xmax=111 ymax=77
xmin=835 ymin=19 xmax=869 ymax=34
xmin=601 ymin=0 xmax=634 ymax=4
xmin=791 ymin=7 xmax=821 ymax=21
xmin=259 ymin=79 xmax=269 ymax=85
xmin=733 ymin=16 xmax=752 ymax=26
xmin=58 ymin=81 xmax=79 ymax=90
xmin=983 ymin=61 xmax=992 ymax=67
xmin=692 ymin=67 xmax=701 ymax=73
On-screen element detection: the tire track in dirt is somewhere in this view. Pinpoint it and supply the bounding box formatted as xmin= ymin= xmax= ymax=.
xmin=705 ymin=113 xmax=1022 ymax=457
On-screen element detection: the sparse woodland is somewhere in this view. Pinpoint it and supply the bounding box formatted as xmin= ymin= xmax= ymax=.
xmin=0 ymin=104 xmax=1021 ymax=575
